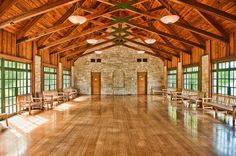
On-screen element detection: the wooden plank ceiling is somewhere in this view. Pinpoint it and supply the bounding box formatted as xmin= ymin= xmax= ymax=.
xmin=0 ymin=0 xmax=236 ymax=62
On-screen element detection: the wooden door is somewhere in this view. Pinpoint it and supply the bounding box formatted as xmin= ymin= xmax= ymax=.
xmin=91 ymin=72 xmax=101 ymax=95
xmin=137 ymin=72 xmax=147 ymax=95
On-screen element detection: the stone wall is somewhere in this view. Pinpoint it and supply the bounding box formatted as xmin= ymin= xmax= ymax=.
xmin=177 ymin=62 xmax=182 ymax=90
xmin=74 ymin=46 xmax=164 ymax=95
xmin=34 ymin=55 xmax=41 ymax=93
xmin=202 ymin=55 xmax=210 ymax=96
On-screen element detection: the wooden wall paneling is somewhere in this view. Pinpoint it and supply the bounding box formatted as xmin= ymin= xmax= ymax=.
xmin=230 ymin=32 xmax=236 ymax=56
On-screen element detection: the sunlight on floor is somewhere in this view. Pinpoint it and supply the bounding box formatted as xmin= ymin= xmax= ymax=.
xmin=73 ymin=96 xmax=90 ymax=102
xmin=54 ymin=103 xmax=72 ymax=111
xmin=8 ymin=115 xmax=48 ymax=133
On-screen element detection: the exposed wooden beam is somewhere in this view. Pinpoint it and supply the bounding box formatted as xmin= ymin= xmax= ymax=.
xmin=0 ymin=0 xmax=17 ymax=18
xmin=63 ymin=40 xmax=114 ymax=58
xmin=126 ymin=39 xmax=180 ymax=58
xmin=195 ymin=10 xmax=228 ymax=37
xmin=157 ymin=0 xmax=205 ymax=45
xmin=70 ymin=44 xmax=117 ymax=61
xmin=131 ymin=32 xmax=191 ymax=55
xmin=37 ymin=4 xmax=77 ymax=45
xmin=16 ymin=14 xmax=45 ymax=39
xmin=0 ymin=0 xmax=81 ymax=29
xmin=99 ymin=0 xmax=227 ymax=43
xmin=39 ymin=23 xmax=114 ymax=50
xmin=127 ymin=22 xmax=205 ymax=49
xmin=17 ymin=8 xmax=118 ymax=44
xmin=170 ymin=0 xmax=236 ymax=23
xmin=50 ymin=33 xmax=111 ymax=55
xmin=123 ymin=44 xmax=171 ymax=61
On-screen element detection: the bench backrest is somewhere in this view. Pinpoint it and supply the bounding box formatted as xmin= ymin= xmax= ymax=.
xmin=17 ymin=94 xmax=33 ymax=104
xmin=63 ymin=88 xmax=77 ymax=93
xmin=212 ymin=94 xmax=236 ymax=106
xmin=43 ymin=90 xmax=58 ymax=97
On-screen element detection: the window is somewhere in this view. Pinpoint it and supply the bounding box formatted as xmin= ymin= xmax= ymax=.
xmin=44 ymin=67 xmax=56 ymax=91
xmin=0 ymin=59 xmax=31 ymax=114
xmin=137 ymin=58 xmax=148 ymax=62
xmin=184 ymin=66 xmax=199 ymax=91
xmin=212 ymin=60 xmax=236 ymax=96
xmin=63 ymin=70 xmax=71 ymax=89
xmin=168 ymin=70 xmax=176 ymax=88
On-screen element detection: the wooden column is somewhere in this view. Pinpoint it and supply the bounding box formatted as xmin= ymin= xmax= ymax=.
xmin=163 ymin=66 xmax=167 ymax=88
xmin=177 ymin=62 xmax=183 ymax=91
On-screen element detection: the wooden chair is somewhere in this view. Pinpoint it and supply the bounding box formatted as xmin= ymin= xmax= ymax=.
xmin=17 ymin=94 xmax=43 ymax=115
xmin=0 ymin=113 xmax=8 ymax=127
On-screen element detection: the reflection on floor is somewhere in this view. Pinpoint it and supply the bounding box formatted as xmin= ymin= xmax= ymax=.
xmin=0 ymin=96 xmax=236 ymax=156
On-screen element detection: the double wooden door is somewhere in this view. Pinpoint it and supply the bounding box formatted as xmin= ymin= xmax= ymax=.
xmin=91 ymin=72 xmax=101 ymax=95
xmin=137 ymin=72 xmax=147 ymax=95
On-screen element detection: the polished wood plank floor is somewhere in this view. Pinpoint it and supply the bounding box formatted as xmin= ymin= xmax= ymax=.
xmin=0 ymin=95 xmax=236 ymax=156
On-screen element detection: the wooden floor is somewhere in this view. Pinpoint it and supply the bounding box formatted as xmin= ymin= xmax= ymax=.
xmin=0 ymin=95 xmax=236 ymax=156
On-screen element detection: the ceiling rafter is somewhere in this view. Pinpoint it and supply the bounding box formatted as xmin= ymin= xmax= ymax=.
xmin=16 ymin=14 xmax=45 ymax=39
xmin=0 ymin=0 xmax=81 ymax=29
xmin=97 ymin=0 xmax=228 ymax=43
xmin=37 ymin=4 xmax=78 ymax=46
xmin=195 ymin=10 xmax=228 ymax=37
xmin=17 ymin=8 xmax=118 ymax=44
xmin=157 ymin=0 xmax=205 ymax=45
xmin=0 ymin=0 xmax=18 ymax=18
xmin=170 ymin=0 xmax=236 ymax=23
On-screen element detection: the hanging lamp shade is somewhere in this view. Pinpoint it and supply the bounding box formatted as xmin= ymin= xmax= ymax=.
xmin=160 ymin=15 xmax=179 ymax=24
xmin=87 ymin=39 xmax=98 ymax=44
xmin=95 ymin=50 xmax=103 ymax=54
xmin=144 ymin=39 xmax=156 ymax=44
xmin=68 ymin=15 xmax=87 ymax=24
xmin=137 ymin=50 xmax=145 ymax=54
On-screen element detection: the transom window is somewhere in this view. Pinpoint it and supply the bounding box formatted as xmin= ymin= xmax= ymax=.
xmin=0 ymin=59 xmax=31 ymax=114
xmin=63 ymin=70 xmax=71 ymax=89
xmin=184 ymin=66 xmax=199 ymax=91
xmin=44 ymin=67 xmax=56 ymax=91
xmin=212 ymin=60 xmax=236 ymax=96
xmin=168 ymin=70 xmax=176 ymax=88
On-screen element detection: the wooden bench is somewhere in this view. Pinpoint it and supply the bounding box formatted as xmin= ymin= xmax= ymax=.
xmin=176 ymin=90 xmax=205 ymax=107
xmin=0 ymin=113 xmax=8 ymax=127
xmin=151 ymin=86 xmax=164 ymax=95
xmin=43 ymin=91 xmax=64 ymax=109
xmin=17 ymin=94 xmax=43 ymax=115
xmin=63 ymin=88 xmax=78 ymax=100
xmin=164 ymin=88 xmax=177 ymax=100
xmin=202 ymin=94 xmax=236 ymax=124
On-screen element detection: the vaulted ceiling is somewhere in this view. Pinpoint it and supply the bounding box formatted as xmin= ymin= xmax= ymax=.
xmin=0 ymin=0 xmax=236 ymax=62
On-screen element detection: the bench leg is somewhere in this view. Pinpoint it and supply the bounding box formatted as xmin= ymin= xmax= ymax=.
xmin=233 ymin=108 xmax=235 ymax=125
xmin=5 ymin=114 xmax=8 ymax=127
xmin=214 ymin=108 xmax=218 ymax=117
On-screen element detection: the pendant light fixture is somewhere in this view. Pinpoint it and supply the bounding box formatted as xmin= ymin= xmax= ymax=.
xmin=87 ymin=39 xmax=98 ymax=44
xmin=145 ymin=39 xmax=156 ymax=44
xmin=160 ymin=2 xmax=179 ymax=24
xmin=137 ymin=50 xmax=145 ymax=54
xmin=68 ymin=2 xmax=87 ymax=24
xmin=95 ymin=50 xmax=103 ymax=54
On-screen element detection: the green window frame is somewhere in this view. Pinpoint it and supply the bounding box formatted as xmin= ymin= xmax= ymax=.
xmin=212 ymin=60 xmax=236 ymax=96
xmin=44 ymin=67 xmax=57 ymax=91
xmin=168 ymin=69 xmax=176 ymax=88
xmin=63 ymin=70 xmax=71 ymax=89
xmin=0 ymin=59 xmax=31 ymax=114
xmin=183 ymin=66 xmax=199 ymax=91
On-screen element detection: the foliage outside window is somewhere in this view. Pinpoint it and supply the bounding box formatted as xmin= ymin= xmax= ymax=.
xmin=184 ymin=66 xmax=199 ymax=91
xmin=212 ymin=60 xmax=236 ymax=96
xmin=63 ymin=70 xmax=71 ymax=89
xmin=44 ymin=67 xmax=56 ymax=91
xmin=168 ymin=70 xmax=176 ymax=88
xmin=0 ymin=59 xmax=31 ymax=114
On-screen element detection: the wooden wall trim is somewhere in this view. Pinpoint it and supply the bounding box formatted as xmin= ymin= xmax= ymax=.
xmin=43 ymin=63 xmax=57 ymax=68
xmin=0 ymin=53 xmax=32 ymax=64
